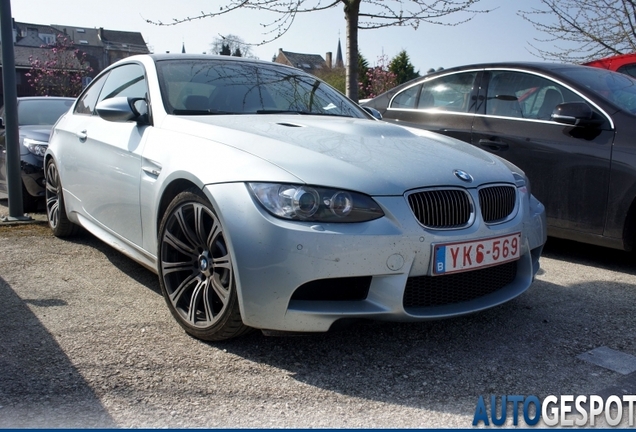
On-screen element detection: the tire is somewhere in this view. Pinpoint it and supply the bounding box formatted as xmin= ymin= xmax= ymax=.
xmin=45 ymin=159 xmax=78 ymax=237
xmin=158 ymin=188 xmax=251 ymax=341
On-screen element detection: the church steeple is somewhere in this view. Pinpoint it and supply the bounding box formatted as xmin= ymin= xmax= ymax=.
xmin=335 ymin=38 xmax=344 ymax=68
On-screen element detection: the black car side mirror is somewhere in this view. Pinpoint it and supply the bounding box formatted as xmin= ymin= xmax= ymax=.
xmin=551 ymin=102 xmax=603 ymax=127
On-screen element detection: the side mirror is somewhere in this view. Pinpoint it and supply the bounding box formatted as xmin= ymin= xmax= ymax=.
xmin=551 ymin=102 xmax=603 ymax=127
xmin=95 ymin=97 xmax=149 ymax=125
xmin=362 ymin=106 xmax=383 ymax=120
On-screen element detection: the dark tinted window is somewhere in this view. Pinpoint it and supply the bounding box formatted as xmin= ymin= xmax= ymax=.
xmin=17 ymin=98 xmax=74 ymax=125
xmin=98 ymin=64 xmax=147 ymax=103
xmin=560 ymin=66 xmax=636 ymax=113
xmin=75 ymin=72 xmax=108 ymax=115
xmin=617 ymin=63 xmax=636 ymax=78
xmin=486 ymin=71 xmax=583 ymax=120
xmin=390 ymin=72 xmax=477 ymax=112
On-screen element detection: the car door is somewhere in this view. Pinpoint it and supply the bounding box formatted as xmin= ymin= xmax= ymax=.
xmin=55 ymin=63 xmax=150 ymax=246
xmin=471 ymin=69 xmax=615 ymax=235
xmin=380 ymin=70 xmax=481 ymax=143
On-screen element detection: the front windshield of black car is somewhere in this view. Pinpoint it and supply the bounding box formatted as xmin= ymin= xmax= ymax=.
xmin=155 ymin=59 xmax=365 ymax=118
xmin=561 ymin=66 xmax=636 ymax=114
xmin=17 ymin=98 xmax=74 ymax=126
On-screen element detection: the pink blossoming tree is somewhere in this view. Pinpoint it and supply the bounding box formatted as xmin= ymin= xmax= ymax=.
xmin=26 ymin=34 xmax=93 ymax=97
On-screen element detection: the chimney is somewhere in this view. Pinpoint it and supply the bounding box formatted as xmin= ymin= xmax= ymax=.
xmin=325 ymin=52 xmax=332 ymax=68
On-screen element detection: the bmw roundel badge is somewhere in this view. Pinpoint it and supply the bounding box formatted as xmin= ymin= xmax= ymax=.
xmin=454 ymin=169 xmax=473 ymax=183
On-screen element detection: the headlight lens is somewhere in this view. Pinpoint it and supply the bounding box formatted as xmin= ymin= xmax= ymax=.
xmin=248 ymin=183 xmax=384 ymax=222
xmin=23 ymin=138 xmax=48 ymax=157
xmin=512 ymin=172 xmax=531 ymax=196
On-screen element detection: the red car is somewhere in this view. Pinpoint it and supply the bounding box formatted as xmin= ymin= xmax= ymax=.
xmin=583 ymin=53 xmax=636 ymax=77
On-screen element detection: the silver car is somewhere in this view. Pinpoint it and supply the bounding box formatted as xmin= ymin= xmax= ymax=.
xmin=45 ymin=54 xmax=547 ymax=341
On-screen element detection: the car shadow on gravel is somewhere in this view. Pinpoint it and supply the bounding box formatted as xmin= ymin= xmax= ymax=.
xmin=216 ymin=275 xmax=636 ymax=418
xmin=55 ymin=228 xmax=162 ymax=295
xmin=542 ymin=236 xmax=636 ymax=275
xmin=0 ymin=276 xmax=116 ymax=428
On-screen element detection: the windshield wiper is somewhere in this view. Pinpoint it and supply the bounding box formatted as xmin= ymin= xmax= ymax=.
xmin=256 ymin=109 xmax=352 ymax=117
xmin=172 ymin=109 xmax=236 ymax=115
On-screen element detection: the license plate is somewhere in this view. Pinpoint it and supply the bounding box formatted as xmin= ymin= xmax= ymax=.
xmin=433 ymin=233 xmax=521 ymax=275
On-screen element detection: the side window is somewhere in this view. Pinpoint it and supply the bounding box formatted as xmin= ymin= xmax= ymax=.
xmin=486 ymin=71 xmax=584 ymax=120
xmin=391 ymin=84 xmax=421 ymax=109
xmin=97 ymin=64 xmax=148 ymax=104
xmin=74 ymin=72 xmax=109 ymax=115
xmin=617 ymin=63 xmax=636 ymax=78
xmin=420 ymin=72 xmax=477 ymax=112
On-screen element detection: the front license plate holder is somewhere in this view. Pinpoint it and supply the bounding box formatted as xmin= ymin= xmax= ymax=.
xmin=433 ymin=232 xmax=521 ymax=276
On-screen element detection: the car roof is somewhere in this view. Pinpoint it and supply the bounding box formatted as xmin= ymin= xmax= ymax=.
xmin=425 ymin=61 xmax=588 ymax=76
xmin=583 ymin=53 xmax=636 ymax=69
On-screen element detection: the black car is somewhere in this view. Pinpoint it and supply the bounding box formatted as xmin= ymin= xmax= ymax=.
xmin=0 ymin=97 xmax=74 ymax=211
xmin=363 ymin=62 xmax=636 ymax=251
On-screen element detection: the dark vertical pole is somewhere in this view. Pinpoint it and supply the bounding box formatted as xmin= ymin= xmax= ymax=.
xmin=0 ymin=0 xmax=29 ymax=220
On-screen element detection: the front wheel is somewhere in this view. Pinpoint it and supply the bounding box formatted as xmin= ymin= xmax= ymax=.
xmin=158 ymin=189 xmax=250 ymax=341
xmin=45 ymin=159 xmax=77 ymax=237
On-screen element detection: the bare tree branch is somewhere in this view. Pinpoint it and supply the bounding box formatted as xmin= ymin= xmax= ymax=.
xmin=519 ymin=0 xmax=636 ymax=63
xmin=146 ymin=0 xmax=489 ymax=101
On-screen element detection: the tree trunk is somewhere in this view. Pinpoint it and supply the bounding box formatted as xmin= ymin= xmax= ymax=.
xmin=344 ymin=0 xmax=361 ymax=102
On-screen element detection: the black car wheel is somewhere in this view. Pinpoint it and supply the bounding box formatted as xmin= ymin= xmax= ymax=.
xmin=45 ymin=159 xmax=77 ymax=237
xmin=158 ymin=188 xmax=250 ymax=341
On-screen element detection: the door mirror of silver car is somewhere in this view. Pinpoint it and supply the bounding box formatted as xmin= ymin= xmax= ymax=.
xmin=551 ymin=102 xmax=603 ymax=127
xmin=95 ymin=97 xmax=150 ymax=125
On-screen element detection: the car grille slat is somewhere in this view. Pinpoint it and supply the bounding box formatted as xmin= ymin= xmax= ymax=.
xmin=479 ymin=185 xmax=516 ymax=223
xmin=407 ymin=189 xmax=471 ymax=228
xmin=403 ymin=261 xmax=517 ymax=308
xmin=407 ymin=185 xmax=516 ymax=228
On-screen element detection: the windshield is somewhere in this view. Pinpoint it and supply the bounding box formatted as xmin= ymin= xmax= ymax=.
xmin=155 ymin=59 xmax=365 ymax=118
xmin=17 ymin=98 xmax=74 ymax=126
xmin=561 ymin=66 xmax=636 ymax=114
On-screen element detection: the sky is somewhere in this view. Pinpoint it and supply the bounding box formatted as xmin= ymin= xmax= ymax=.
xmin=9 ymin=0 xmax=551 ymax=73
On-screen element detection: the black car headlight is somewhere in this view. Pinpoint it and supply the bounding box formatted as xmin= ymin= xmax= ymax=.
xmin=23 ymin=138 xmax=48 ymax=157
xmin=248 ymin=183 xmax=384 ymax=222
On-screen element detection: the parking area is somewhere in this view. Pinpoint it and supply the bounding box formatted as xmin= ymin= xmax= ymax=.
xmin=1 ymin=200 xmax=636 ymax=428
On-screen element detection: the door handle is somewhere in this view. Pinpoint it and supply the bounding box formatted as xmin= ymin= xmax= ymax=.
xmin=478 ymin=139 xmax=509 ymax=151
xmin=76 ymin=130 xmax=87 ymax=141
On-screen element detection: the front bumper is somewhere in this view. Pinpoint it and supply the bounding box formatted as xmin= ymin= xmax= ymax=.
xmin=204 ymin=182 xmax=546 ymax=333
xmin=20 ymin=153 xmax=45 ymax=197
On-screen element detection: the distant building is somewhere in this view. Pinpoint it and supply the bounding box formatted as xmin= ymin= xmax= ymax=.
xmin=0 ymin=20 xmax=150 ymax=98
xmin=274 ymin=39 xmax=345 ymax=74
xmin=274 ymin=48 xmax=327 ymax=73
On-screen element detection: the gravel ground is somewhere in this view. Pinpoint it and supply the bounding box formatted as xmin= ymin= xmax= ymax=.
xmin=1 ymin=199 xmax=636 ymax=428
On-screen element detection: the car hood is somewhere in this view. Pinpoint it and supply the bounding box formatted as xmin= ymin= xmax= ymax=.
xmin=19 ymin=125 xmax=53 ymax=141
xmin=162 ymin=115 xmax=517 ymax=195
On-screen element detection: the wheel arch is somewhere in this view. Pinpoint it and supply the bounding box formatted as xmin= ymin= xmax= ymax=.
xmin=156 ymin=178 xmax=201 ymax=237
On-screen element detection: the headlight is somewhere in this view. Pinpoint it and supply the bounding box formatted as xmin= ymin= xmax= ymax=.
xmin=23 ymin=138 xmax=48 ymax=157
xmin=512 ymin=172 xmax=531 ymax=196
xmin=248 ymin=183 xmax=384 ymax=222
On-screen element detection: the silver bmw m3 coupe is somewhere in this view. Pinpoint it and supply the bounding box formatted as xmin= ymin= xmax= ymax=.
xmin=45 ymin=54 xmax=547 ymax=341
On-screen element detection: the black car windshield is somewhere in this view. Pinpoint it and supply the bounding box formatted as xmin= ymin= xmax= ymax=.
xmin=155 ymin=59 xmax=365 ymax=118
xmin=17 ymin=98 xmax=74 ymax=126
xmin=561 ymin=66 xmax=636 ymax=113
